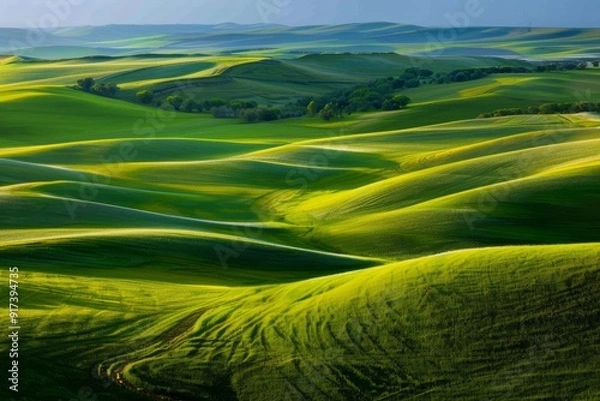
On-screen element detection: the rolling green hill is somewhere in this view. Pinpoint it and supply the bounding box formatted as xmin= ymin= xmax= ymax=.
xmin=0 ymin=29 xmax=599 ymax=401
xmin=2 ymin=245 xmax=599 ymax=400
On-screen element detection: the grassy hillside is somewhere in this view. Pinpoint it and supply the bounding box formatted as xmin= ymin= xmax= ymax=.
xmin=0 ymin=52 xmax=535 ymax=106
xmin=1 ymin=245 xmax=598 ymax=400
xmin=3 ymin=52 xmax=596 ymax=111
xmin=0 ymin=55 xmax=262 ymax=89
xmin=184 ymin=54 xmax=533 ymax=104
xmin=0 ymin=33 xmax=599 ymax=400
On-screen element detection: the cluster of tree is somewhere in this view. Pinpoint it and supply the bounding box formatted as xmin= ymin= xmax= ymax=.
xmin=145 ymin=71 xmax=417 ymax=122
xmin=238 ymin=107 xmax=283 ymax=122
xmin=148 ymin=92 xmax=290 ymax=123
xmin=478 ymin=101 xmax=600 ymax=118
xmin=209 ymin=100 xmax=288 ymax=122
xmin=163 ymin=95 xmax=206 ymax=113
xmin=429 ymin=66 xmax=533 ymax=84
xmin=160 ymin=95 xmax=255 ymax=114
xmin=294 ymin=63 xmax=574 ymax=120
xmin=76 ymin=77 xmax=120 ymax=97
xmin=212 ymin=102 xmax=293 ymax=122
xmin=298 ymin=72 xmax=418 ymax=120
xmin=305 ymin=94 xmax=412 ymax=121
xmin=425 ymin=61 xmax=595 ymax=85
xmin=535 ymin=61 xmax=592 ymax=72
xmin=129 ymin=60 xmax=598 ymax=123
xmin=136 ymin=90 xmax=154 ymax=104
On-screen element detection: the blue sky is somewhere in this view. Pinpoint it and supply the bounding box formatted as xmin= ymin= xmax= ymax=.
xmin=0 ymin=0 xmax=598 ymax=28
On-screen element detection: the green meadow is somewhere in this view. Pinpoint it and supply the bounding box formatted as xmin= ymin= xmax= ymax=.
xmin=0 ymin=24 xmax=599 ymax=401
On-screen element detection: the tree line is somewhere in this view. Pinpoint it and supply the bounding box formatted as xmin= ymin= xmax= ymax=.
xmin=75 ymin=60 xmax=597 ymax=123
xmin=128 ymin=64 xmax=555 ymax=123
xmin=141 ymin=91 xmax=287 ymax=122
xmin=76 ymin=77 xmax=120 ymax=97
xmin=131 ymin=70 xmax=419 ymax=122
xmin=293 ymin=65 xmax=562 ymax=119
xmin=296 ymin=73 xmax=415 ymax=120
xmin=478 ymin=101 xmax=600 ymax=118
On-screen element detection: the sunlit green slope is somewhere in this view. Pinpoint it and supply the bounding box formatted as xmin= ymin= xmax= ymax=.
xmin=0 ymin=59 xmax=599 ymax=401
xmin=1 ymin=244 xmax=598 ymax=400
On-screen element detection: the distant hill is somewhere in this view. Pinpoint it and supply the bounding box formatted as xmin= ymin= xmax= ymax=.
xmin=1 ymin=23 xmax=599 ymax=60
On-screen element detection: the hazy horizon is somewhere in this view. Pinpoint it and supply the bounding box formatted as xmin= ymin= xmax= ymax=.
xmin=2 ymin=21 xmax=600 ymax=30
xmin=0 ymin=0 xmax=598 ymax=29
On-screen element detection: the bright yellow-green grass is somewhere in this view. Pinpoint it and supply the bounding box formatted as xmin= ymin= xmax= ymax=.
xmin=1 ymin=244 xmax=599 ymax=400
xmin=0 ymin=56 xmax=599 ymax=401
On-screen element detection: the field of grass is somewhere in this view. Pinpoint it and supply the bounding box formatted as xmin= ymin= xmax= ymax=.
xmin=0 ymin=31 xmax=599 ymax=401
xmin=3 ymin=244 xmax=599 ymax=400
